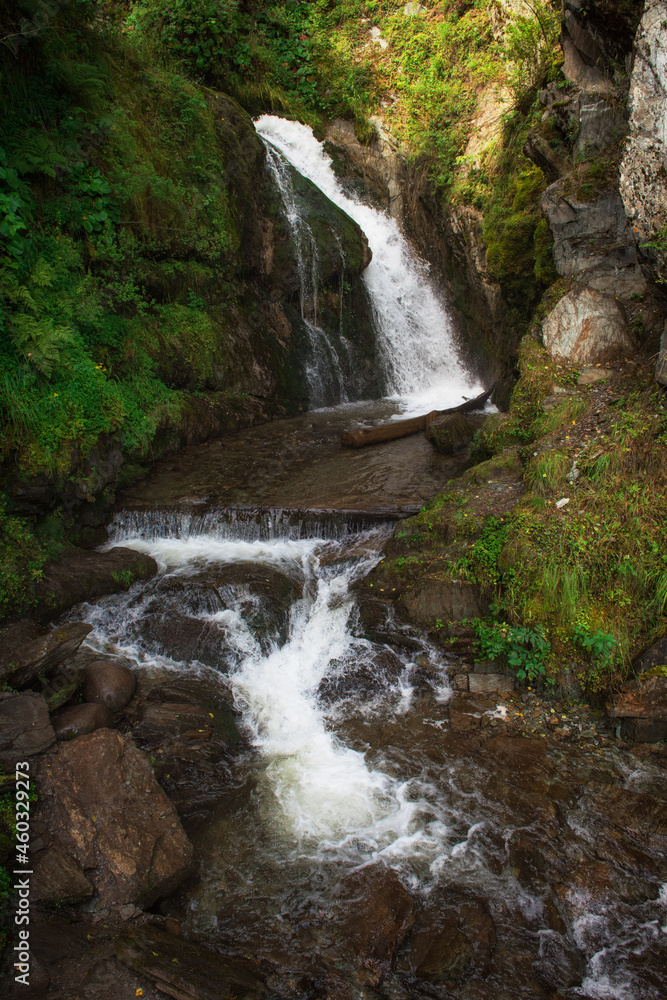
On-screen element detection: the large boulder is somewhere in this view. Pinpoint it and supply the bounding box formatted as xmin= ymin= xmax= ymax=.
xmin=426 ymin=413 xmax=479 ymax=455
xmin=541 ymin=286 xmax=635 ymax=365
xmin=0 ymin=692 xmax=55 ymax=767
xmin=34 ymin=545 xmax=158 ymax=620
xmin=36 ymin=729 xmax=193 ymax=907
xmin=0 ymin=621 xmax=92 ymax=688
xmin=82 ymin=660 xmax=136 ymax=712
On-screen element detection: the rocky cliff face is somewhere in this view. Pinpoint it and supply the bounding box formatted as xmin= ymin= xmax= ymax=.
xmin=325 ymin=1 xmax=667 ymax=395
xmin=620 ymin=0 xmax=667 ymax=290
xmin=3 ymin=91 xmax=377 ymax=519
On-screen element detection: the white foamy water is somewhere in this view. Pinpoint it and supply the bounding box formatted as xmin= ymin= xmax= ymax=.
xmin=255 ymin=115 xmax=482 ymax=415
xmin=95 ymin=528 xmax=451 ymax=858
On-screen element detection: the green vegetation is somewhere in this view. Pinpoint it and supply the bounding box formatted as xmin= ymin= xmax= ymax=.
xmin=427 ymin=364 xmax=667 ymax=697
xmin=468 ymin=619 xmax=552 ymax=684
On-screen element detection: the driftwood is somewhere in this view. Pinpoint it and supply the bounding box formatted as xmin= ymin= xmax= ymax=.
xmin=341 ymin=385 xmax=495 ymax=449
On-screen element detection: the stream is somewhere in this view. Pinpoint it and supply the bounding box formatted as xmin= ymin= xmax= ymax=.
xmin=68 ymin=120 xmax=667 ymax=999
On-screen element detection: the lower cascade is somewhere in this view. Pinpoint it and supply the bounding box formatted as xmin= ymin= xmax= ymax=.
xmin=70 ymin=503 xmax=667 ymax=1000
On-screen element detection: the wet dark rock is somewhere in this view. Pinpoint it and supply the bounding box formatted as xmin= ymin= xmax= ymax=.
xmin=34 ymin=545 xmax=158 ymax=621
xmin=318 ymin=648 xmax=405 ymax=705
xmin=448 ymin=697 xmax=484 ymax=732
xmin=507 ymin=829 xmax=549 ymax=889
xmin=398 ymin=892 xmax=495 ymax=982
xmin=0 ymin=621 xmax=92 ymax=688
xmin=36 ymin=729 xmax=193 ymax=907
xmin=533 ymin=932 xmax=585 ymax=991
xmin=426 ymin=413 xmax=480 ymax=455
xmin=140 ymin=611 xmax=232 ymax=669
xmin=635 ymin=637 xmax=667 ymax=673
xmin=621 ymin=717 xmax=667 ymax=743
xmin=208 ymin=561 xmax=299 ymax=603
xmin=83 ymin=659 xmax=137 ymax=712
xmin=609 ymin=670 xmax=667 ymax=741
xmin=397 ymin=578 xmax=488 ymax=627
xmin=115 ymin=923 xmax=266 ymax=1000
xmin=335 ymin=866 xmax=416 ymax=981
xmin=0 ymin=692 xmax=55 ymax=767
xmin=125 ymin=678 xmax=241 ymax=822
xmin=137 ymin=701 xmax=235 ymax=741
xmin=398 ymin=923 xmax=470 ymax=981
xmin=31 ymin=840 xmax=94 ymax=904
xmin=52 ymin=702 xmax=115 ymax=741
xmin=563 ymin=861 xmax=659 ymax=909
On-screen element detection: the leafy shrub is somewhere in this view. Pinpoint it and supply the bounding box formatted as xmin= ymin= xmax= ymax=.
xmin=469 ymin=618 xmax=552 ymax=684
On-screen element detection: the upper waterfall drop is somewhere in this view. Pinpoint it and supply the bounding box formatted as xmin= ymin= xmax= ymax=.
xmin=255 ymin=115 xmax=482 ymax=414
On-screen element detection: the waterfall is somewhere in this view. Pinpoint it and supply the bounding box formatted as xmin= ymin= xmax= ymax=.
xmin=256 ymin=115 xmax=482 ymax=415
xmin=263 ymin=141 xmax=349 ymax=407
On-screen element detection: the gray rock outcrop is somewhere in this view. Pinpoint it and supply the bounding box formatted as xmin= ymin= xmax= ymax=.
xmin=541 ymin=183 xmax=645 ymax=298
xmin=619 ymin=1 xmax=667 ymax=245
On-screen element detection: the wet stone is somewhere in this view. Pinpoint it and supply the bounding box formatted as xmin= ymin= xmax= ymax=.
xmin=335 ymin=866 xmax=416 ymax=980
xmin=52 ymin=702 xmax=115 ymax=741
xmin=36 ymin=729 xmax=193 ymax=907
xmin=83 ymin=659 xmax=136 ymax=712
xmin=0 ymin=621 xmax=92 ymax=689
xmin=0 ymin=692 xmax=55 ymax=767
xmin=115 ymin=923 xmax=265 ymax=1000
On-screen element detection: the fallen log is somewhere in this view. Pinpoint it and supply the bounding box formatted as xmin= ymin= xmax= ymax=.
xmin=341 ymin=384 xmax=495 ymax=449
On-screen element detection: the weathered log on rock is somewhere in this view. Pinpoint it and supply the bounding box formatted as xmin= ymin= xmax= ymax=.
xmin=341 ymin=385 xmax=495 ymax=449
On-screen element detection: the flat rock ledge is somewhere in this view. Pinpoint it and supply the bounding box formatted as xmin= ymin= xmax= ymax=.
xmin=33 ymin=544 xmax=158 ymax=620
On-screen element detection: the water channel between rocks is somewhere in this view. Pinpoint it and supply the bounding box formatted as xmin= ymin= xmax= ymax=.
xmin=67 ymin=120 xmax=667 ymax=999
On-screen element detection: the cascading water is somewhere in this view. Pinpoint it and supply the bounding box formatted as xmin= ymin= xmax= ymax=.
xmin=80 ymin=510 xmax=667 ymax=998
xmin=263 ymin=143 xmax=349 ymax=407
xmin=257 ymin=115 xmax=481 ymax=415
xmin=65 ymin=123 xmax=667 ymax=999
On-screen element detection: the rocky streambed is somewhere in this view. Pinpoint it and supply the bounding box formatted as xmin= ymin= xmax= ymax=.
xmin=2 ymin=407 xmax=666 ymax=1000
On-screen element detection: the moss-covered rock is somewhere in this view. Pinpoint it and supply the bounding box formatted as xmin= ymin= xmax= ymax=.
xmin=427 ymin=413 xmax=479 ymax=455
